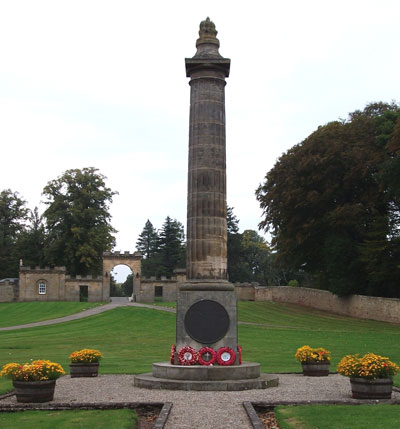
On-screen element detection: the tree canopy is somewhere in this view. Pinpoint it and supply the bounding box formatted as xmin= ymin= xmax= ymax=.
xmin=256 ymin=102 xmax=400 ymax=297
xmin=0 ymin=189 xmax=28 ymax=278
xmin=42 ymin=167 xmax=117 ymax=276
xmin=136 ymin=216 xmax=186 ymax=278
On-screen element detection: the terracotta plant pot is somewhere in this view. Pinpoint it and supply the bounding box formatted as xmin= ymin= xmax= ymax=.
xmin=69 ymin=362 xmax=99 ymax=378
xmin=350 ymin=377 xmax=393 ymax=399
xmin=13 ymin=380 xmax=56 ymax=403
xmin=301 ymin=361 xmax=330 ymax=376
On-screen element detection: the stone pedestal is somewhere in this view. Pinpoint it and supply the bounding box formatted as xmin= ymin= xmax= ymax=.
xmin=175 ymin=282 xmax=238 ymax=363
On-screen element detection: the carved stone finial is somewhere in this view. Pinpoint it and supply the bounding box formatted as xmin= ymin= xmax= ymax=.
xmin=194 ymin=17 xmax=221 ymax=58
xmin=199 ymin=17 xmax=217 ymax=39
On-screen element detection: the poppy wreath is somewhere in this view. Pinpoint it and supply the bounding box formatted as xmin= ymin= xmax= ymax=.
xmin=216 ymin=347 xmax=236 ymax=366
xmin=177 ymin=346 xmax=198 ymax=366
xmin=170 ymin=344 xmax=176 ymax=364
xmin=237 ymin=345 xmax=242 ymax=365
xmin=198 ymin=347 xmax=217 ymax=366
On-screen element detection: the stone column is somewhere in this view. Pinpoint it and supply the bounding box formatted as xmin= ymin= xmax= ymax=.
xmin=185 ymin=17 xmax=230 ymax=283
xmin=176 ymin=18 xmax=237 ymax=359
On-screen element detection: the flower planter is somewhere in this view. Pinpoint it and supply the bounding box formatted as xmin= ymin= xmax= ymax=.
xmin=69 ymin=362 xmax=99 ymax=378
xmin=350 ymin=377 xmax=393 ymax=399
xmin=13 ymin=380 xmax=56 ymax=403
xmin=301 ymin=361 xmax=330 ymax=376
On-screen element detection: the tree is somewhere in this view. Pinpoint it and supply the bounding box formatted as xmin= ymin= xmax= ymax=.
xmin=42 ymin=167 xmax=117 ymax=276
xmin=157 ymin=216 xmax=186 ymax=277
xmin=226 ymin=206 xmax=287 ymax=285
xmin=226 ymin=206 xmax=248 ymax=282
xmin=0 ymin=189 xmax=28 ymax=278
xmin=15 ymin=207 xmax=47 ymax=268
xmin=136 ymin=220 xmax=159 ymax=258
xmin=121 ymin=273 xmax=133 ymax=296
xmin=256 ymin=102 xmax=400 ymax=296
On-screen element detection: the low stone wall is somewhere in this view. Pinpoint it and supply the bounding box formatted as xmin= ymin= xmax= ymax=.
xmin=255 ymin=286 xmax=400 ymax=324
xmin=0 ymin=280 xmax=18 ymax=302
xmin=234 ymin=283 xmax=257 ymax=301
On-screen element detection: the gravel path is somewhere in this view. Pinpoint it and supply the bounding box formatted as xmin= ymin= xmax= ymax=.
xmin=1 ymin=374 xmax=399 ymax=428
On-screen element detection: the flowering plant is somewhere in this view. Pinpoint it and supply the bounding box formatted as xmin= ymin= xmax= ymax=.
xmin=1 ymin=360 xmax=65 ymax=381
xmin=70 ymin=349 xmax=103 ymax=363
xmin=337 ymin=353 xmax=399 ymax=380
xmin=295 ymin=345 xmax=331 ymax=363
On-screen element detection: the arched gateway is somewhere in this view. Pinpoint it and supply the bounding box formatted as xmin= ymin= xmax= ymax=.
xmin=102 ymin=251 xmax=142 ymax=301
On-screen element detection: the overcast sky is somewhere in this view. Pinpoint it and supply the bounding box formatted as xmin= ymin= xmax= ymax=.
xmin=1 ymin=1 xmax=399 ymax=273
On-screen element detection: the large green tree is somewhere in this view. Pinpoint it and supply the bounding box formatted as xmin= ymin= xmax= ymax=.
xmin=137 ymin=216 xmax=186 ymax=278
xmin=157 ymin=216 xmax=186 ymax=277
xmin=42 ymin=167 xmax=117 ymax=276
xmin=256 ymin=102 xmax=400 ymax=297
xmin=0 ymin=189 xmax=28 ymax=278
xmin=136 ymin=220 xmax=159 ymax=258
xmin=15 ymin=207 xmax=47 ymax=269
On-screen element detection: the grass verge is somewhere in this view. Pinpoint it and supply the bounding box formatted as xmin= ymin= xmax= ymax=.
xmin=0 ymin=409 xmax=137 ymax=428
xmin=275 ymin=404 xmax=400 ymax=429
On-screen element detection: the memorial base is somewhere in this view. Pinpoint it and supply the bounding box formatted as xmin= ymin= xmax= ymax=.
xmin=134 ymin=362 xmax=279 ymax=391
xmin=175 ymin=282 xmax=238 ymax=363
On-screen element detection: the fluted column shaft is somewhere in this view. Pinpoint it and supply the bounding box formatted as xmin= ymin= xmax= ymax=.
xmin=186 ymin=67 xmax=228 ymax=281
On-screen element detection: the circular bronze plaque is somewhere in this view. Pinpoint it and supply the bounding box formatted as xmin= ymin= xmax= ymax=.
xmin=184 ymin=299 xmax=230 ymax=344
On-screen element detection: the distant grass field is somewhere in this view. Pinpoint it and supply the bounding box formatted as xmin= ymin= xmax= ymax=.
xmin=0 ymin=409 xmax=137 ymax=428
xmin=0 ymin=301 xmax=399 ymax=395
xmin=0 ymin=302 xmax=103 ymax=328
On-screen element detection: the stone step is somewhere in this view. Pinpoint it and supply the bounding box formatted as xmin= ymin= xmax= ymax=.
xmin=152 ymin=361 xmax=261 ymax=381
xmin=134 ymin=372 xmax=279 ymax=391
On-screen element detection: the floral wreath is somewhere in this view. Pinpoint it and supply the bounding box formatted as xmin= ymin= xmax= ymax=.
xmin=237 ymin=345 xmax=242 ymax=365
xmin=170 ymin=344 xmax=176 ymax=365
xmin=198 ymin=347 xmax=217 ymax=366
xmin=177 ymin=346 xmax=198 ymax=366
xmin=216 ymin=347 xmax=236 ymax=366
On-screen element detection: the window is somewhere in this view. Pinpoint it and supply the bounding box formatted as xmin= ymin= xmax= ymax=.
xmin=38 ymin=281 xmax=46 ymax=295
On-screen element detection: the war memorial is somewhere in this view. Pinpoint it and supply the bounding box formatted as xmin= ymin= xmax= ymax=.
xmin=134 ymin=18 xmax=278 ymax=391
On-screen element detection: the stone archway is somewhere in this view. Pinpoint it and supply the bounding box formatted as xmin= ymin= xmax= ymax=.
xmin=102 ymin=251 xmax=142 ymax=301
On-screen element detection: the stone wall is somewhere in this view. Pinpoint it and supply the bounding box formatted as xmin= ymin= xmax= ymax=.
xmin=137 ymin=271 xmax=186 ymax=302
xmin=18 ymin=267 xmax=103 ymax=302
xmin=19 ymin=266 xmax=66 ymax=301
xmin=255 ymin=286 xmax=400 ymax=324
xmin=234 ymin=283 xmax=257 ymax=301
xmin=0 ymin=280 xmax=18 ymax=302
xmin=65 ymin=276 xmax=103 ymax=302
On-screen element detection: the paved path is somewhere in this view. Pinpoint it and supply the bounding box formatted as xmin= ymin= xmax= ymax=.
xmin=0 ymin=302 xmax=175 ymax=331
xmin=1 ymin=374 xmax=399 ymax=428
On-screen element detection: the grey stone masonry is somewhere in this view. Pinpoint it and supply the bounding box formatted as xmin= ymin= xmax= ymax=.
xmin=185 ymin=17 xmax=230 ymax=281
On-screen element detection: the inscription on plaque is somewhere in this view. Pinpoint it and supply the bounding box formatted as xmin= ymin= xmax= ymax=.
xmin=184 ymin=299 xmax=230 ymax=344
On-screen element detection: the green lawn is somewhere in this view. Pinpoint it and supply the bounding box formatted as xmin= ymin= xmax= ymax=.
xmin=0 ymin=301 xmax=399 ymax=396
xmin=0 ymin=302 xmax=103 ymax=328
xmin=0 ymin=409 xmax=137 ymax=428
xmin=275 ymin=404 xmax=400 ymax=429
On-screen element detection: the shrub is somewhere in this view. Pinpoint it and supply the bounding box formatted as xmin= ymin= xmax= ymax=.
xmin=295 ymin=345 xmax=331 ymax=363
xmin=70 ymin=349 xmax=103 ymax=363
xmin=337 ymin=353 xmax=399 ymax=380
xmin=1 ymin=360 xmax=65 ymax=381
